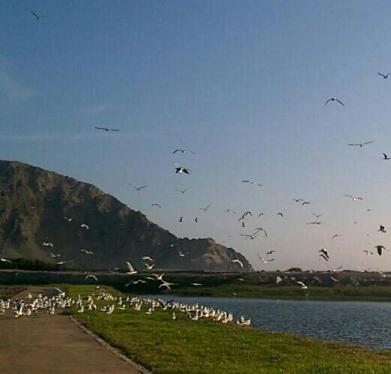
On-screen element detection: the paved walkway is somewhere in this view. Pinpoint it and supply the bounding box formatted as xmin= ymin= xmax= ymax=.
xmin=0 ymin=287 xmax=143 ymax=374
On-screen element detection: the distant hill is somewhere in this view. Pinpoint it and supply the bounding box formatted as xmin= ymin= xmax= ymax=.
xmin=0 ymin=160 xmax=252 ymax=272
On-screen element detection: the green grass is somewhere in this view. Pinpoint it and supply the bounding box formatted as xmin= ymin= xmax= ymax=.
xmin=68 ymin=285 xmax=391 ymax=374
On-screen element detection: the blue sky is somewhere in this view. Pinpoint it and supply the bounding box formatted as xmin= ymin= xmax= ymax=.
xmin=1 ymin=0 xmax=391 ymax=270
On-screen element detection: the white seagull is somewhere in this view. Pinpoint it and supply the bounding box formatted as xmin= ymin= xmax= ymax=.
xmin=126 ymin=261 xmax=138 ymax=276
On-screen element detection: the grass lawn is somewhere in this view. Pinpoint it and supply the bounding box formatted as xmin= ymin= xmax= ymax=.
xmin=66 ymin=285 xmax=391 ymax=374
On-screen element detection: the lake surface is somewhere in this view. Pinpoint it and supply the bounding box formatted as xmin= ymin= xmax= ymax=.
xmin=148 ymin=295 xmax=391 ymax=350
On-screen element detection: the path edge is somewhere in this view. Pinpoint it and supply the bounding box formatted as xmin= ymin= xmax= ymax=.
xmin=69 ymin=316 xmax=152 ymax=374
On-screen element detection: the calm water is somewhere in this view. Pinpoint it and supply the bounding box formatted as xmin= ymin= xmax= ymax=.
xmin=149 ymin=295 xmax=391 ymax=350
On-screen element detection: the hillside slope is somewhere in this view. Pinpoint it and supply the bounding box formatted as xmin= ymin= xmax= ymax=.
xmin=0 ymin=160 xmax=252 ymax=272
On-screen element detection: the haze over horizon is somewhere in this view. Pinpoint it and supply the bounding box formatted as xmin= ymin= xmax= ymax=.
xmin=1 ymin=1 xmax=391 ymax=271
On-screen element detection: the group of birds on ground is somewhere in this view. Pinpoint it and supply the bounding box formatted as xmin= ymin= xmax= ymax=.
xmin=0 ymin=288 xmax=251 ymax=326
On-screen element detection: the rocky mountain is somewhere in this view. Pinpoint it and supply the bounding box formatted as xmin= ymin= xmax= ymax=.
xmin=0 ymin=160 xmax=252 ymax=272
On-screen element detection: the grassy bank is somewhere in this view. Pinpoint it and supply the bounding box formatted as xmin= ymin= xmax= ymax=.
xmin=2 ymin=269 xmax=391 ymax=302
xmin=67 ymin=285 xmax=391 ymax=373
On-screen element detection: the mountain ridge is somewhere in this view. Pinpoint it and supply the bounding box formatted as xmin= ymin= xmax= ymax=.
xmin=0 ymin=160 xmax=252 ymax=272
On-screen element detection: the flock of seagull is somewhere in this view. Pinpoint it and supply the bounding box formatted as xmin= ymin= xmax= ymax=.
xmin=3 ymin=10 xmax=388 ymax=291
xmin=0 ymin=288 xmax=251 ymax=326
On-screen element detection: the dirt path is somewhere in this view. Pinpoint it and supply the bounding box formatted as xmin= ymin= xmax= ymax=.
xmin=0 ymin=287 xmax=145 ymax=374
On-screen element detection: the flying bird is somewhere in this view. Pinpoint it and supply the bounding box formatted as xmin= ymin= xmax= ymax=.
xmin=378 ymin=225 xmax=386 ymax=233
xmin=242 ymin=180 xmax=263 ymax=187
xmin=80 ymin=249 xmax=94 ymax=255
xmin=325 ymin=97 xmax=345 ymax=106
xmin=232 ymin=259 xmax=244 ymax=268
xmin=319 ymin=248 xmax=329 ymax=261
xmin=80 ymin=224 xmax=90 ymax=230
xmin=257 ymin=254 xmax=269 ymax=264
xmin=319 ymin=253 xmax=329 ymax=262
xmin=142 ymin=256 xmax=154 ymax=262
xmin=126 ymin=261 xmax=138 ymax=276
xmin=144 ymin=263 xmax=155 ymax=270
xmin=31 ymin=11 xmax=41 ymax=21
xmin=344 ymin=194 xmax=363 ymax=201
xmin=375 ymin=245 xmax=386 ymax=256
xmin=178 ymin=216 xmax=183 ymax=223
xmin=277 ymin=212 xmax=284 ymax=217
xmin=302 ymin=201 xmax=311 ymax=206
xmin=347 ymin=141 xmax=374 ymax=148
xmin=296 ymin=281 xmax=308 ymax=289
xmin=176 ymin=188 xmax=188 ymax=194
xmin=152 ymin=273 xmax=165 ymax=281
xmin=240 ymin=233 xmax=258 ymax=240
xmin=85 ymin=274 xmax=98 ymax=282
xmin=201 ymin=203 xmax=212 ymax=212
xmin=382 ymin=153 xmax=390 ymax=160
xmin=175 ymin=166 xmax=190 ymax=175
xmin=94 ymin=126 xmax=120 ymax=132
xmin=331 ymin=234 xmax=342 ymax=239
xmin=377 ymin=72 xmax=391 ymax=79
xmin=159 ymin=281 xmax=173 ymax=290
xmin=253 ymin=227 xmax=267 ymax=238
xmin=172 ymin=149 xmax=195 ymax=154
xmin=266 ymin=250 xmax=275 ymax=255
xmin=0 ymin=258 xmax=12 ymax=263
xmin=151 ymin=203 xmax=162 ymax=208
xmin=134 ymin=185 xmax=147 ymax=191
xmin=239 ymin=211 xmax=252 ymax=221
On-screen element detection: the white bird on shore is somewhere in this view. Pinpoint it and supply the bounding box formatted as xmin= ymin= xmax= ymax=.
xmin=106 ymin=304 xmax=115 ymax=314
xmin=236 ymin=315 xmax=251 ymax=326
xmin=0 ymin=258 xmax=12 ymax=263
